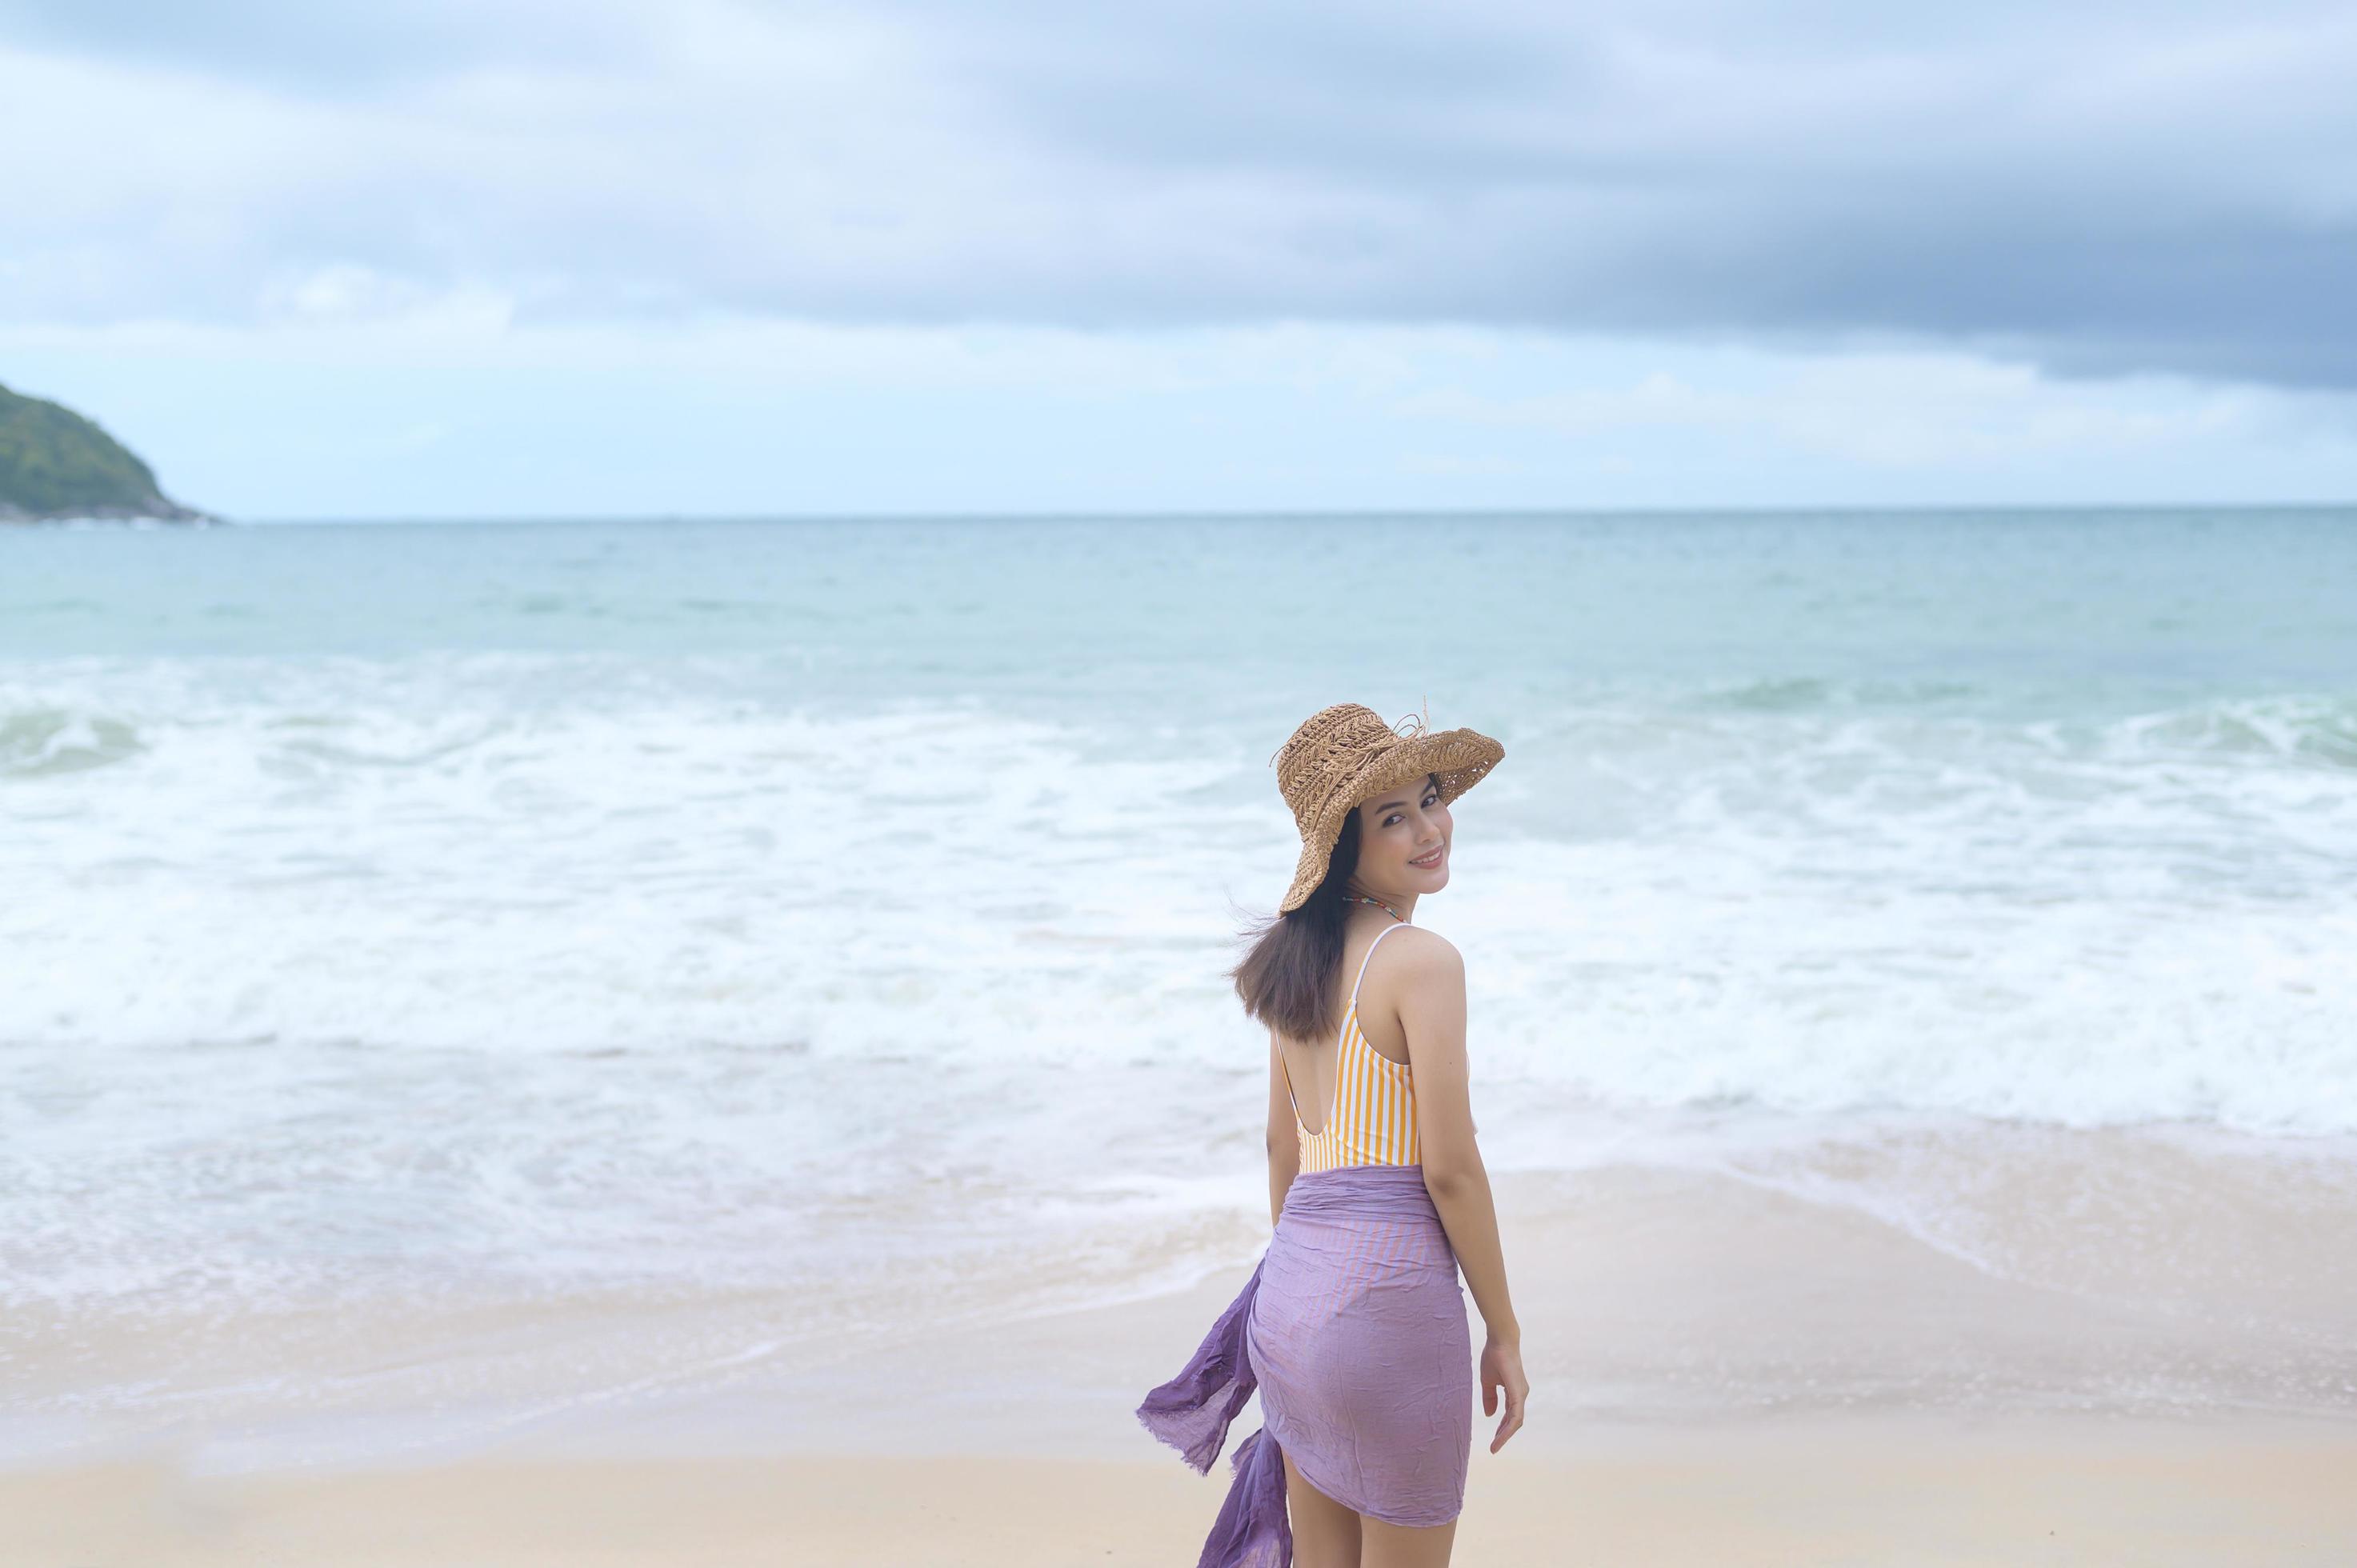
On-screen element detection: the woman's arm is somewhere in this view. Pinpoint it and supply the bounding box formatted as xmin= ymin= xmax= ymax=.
xmin=1266 ymin=1029 xmax=1303 ymax=1226
xmin=1399 ymin=937 xmax=1518 ymax=1338
xmin=1396 ymin=932 xmax=1528 ymax=1450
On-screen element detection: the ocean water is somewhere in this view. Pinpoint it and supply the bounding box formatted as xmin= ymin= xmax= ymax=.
xmin=5 ymin=508 xmax=2355 ymax=1462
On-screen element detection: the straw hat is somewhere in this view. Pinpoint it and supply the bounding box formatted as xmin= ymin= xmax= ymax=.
xmin=1270 ymin=700 xmax=1505 ymax=914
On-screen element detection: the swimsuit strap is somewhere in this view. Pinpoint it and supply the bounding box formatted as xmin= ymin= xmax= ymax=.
xmin=1338 ymin=918 xmax=1405 ymax=1049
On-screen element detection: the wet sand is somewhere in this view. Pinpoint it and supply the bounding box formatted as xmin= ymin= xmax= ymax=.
xmin=8 ymin=1134 xmax=2355 ymax=1564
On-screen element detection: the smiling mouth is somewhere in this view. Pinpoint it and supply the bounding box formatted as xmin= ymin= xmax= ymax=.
xmin=1409 ymin=845 xmax=1446 ymax=868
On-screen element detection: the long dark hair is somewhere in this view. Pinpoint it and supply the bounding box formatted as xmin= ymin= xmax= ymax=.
xmin=1230 ymin=796 xmax=1390 ymax=1046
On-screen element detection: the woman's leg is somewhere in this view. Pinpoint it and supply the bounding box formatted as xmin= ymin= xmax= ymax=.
xmin=1279 ymin=1448 xmax=1361 ymax=1568
xmin=1360 ymin=1513 xmax=1459 ymax=1567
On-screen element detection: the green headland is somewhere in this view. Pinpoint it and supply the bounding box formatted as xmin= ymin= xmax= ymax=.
xmin=0 ymin=380 xmax=215 ymax=523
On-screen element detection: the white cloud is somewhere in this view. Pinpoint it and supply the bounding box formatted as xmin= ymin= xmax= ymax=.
xmin=1388 ymin=339 xmax=2343 ymax=470
xmin=5 ymin=314 xmax=2350 ymax=515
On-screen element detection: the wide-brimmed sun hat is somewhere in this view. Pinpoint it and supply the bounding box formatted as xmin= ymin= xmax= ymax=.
xmin=1270 ymin=700 xmax=1505 ymax=914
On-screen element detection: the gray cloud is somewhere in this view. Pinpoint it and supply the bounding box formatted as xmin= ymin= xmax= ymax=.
xmin=2 ymin=0 xmax=2351 ymax=388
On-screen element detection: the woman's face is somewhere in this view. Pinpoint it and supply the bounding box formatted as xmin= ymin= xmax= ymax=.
xmin=1353 ymin=773 xmax=1451 ymax=898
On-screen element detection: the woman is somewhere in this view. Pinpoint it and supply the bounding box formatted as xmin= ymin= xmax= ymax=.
xmin=1138 ymin=701 xmax=1531 ymax=1568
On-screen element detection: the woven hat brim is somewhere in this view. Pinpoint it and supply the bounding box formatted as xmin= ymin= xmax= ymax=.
xmin=1278 ymin=728 xmax=1504 ymax=913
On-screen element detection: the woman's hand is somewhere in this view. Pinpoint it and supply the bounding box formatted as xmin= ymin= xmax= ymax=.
xmin=1479 ymin=1332 xmax=1528 ymax=1452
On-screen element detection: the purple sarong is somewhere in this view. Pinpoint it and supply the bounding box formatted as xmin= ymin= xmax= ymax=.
xmin=1135 ymin=1163 xmax=1473 ymax=1566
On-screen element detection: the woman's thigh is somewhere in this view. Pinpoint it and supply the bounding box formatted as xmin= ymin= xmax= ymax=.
xmin=1279 ymin=1448 xmax=1360 ymax=1568
xmin=1362 ymin=1511 xmax=1459 ymax=1568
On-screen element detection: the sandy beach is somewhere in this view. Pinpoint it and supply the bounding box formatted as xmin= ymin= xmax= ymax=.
xmin=10 ymin=1144 xmax=2354 ymax=1565
xmin=10 ymin=1415 xmax=2355 ymax=1568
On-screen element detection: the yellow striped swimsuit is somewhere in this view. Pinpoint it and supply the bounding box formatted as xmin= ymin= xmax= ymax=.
xmin=1281 ymin=919 xmax=1422 ymax=1170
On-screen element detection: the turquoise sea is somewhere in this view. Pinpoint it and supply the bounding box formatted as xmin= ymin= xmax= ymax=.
xmin=5 ymin=506 xmax=2355 ymax=1465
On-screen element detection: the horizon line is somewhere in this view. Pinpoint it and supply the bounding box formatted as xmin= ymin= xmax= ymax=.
xmin=209 ymin=498 xmax=2357 ymax=526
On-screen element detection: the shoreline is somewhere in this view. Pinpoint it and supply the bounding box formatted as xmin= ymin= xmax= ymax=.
xmin=10 ymin=1142 xmax=2355 ymax=1478
xmin=7 ymin=1410 xmax=2351 ymax=1568
xmin=10 ymin=1128 xmax=2352 ymax=1562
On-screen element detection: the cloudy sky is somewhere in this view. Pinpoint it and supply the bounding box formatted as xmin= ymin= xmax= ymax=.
xmin=3 ymin=0 xmax=2353 ymax=517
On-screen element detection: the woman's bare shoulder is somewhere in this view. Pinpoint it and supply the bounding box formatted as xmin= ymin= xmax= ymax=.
xmin=1367 ymin=923 xmax=1463 ymax=1007
xmin=1383 ymin=922 xmax=1462 ymax=970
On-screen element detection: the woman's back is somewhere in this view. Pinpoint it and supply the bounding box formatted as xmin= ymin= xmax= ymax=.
xmin=1277 ymin=919 xmax=1424 ymax=1171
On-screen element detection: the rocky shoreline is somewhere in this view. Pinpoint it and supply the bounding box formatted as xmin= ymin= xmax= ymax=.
xmin=0 ymin=498 xmax=223 ymax=525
